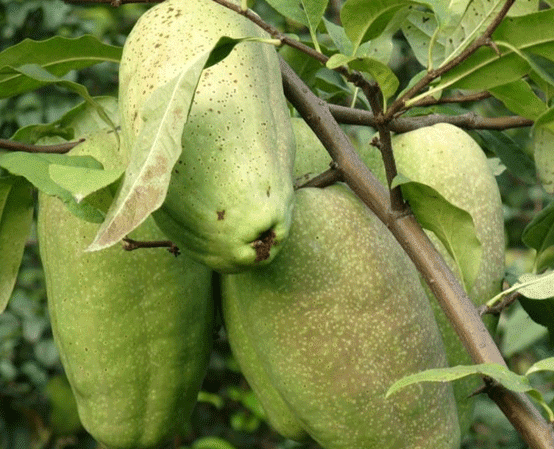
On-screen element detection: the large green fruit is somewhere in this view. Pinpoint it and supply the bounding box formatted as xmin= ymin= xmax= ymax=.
xmin=38 ymin=129 xmax=214 ymax=449
xmin=222 ymin=184 xmax=461 ymax=449
xmin=359 ymin=123 xmax=505 ymax=434
xmin=291 ymin=119 xmax=505 ymax=435
xmin=119 ymin=0 xmax=295 ymax=273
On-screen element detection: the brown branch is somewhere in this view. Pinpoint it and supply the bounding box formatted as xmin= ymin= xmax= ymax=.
xmin=385 ymin=0 xmax=517 ymax=119
xmin=328 ymin=105 xmax=534 ymax=132
xmin=122 ymin=237 xmax=180 ymax=256
xmin=410 ymin=91 xmax=492 ymax=109
xmin=347 ymin=73 xmax=405 ymax=213
xmin=280 ymin=57 xmax=554 ymax=449
xmin=296 ymin=164 xmax=342 ymax=189
xmin=478 ymin=289 xmax=522 ymax=317
xmin=0 ymin=138 xmax=85 ymax=153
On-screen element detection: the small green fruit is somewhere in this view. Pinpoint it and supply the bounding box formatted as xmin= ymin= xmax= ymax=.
xmin=119 ymin=0 xmax=295 ymax=273
xmin=38 ymin=130 xmax=214 ymax=449
xmin=223 ymin=184 xmax=460 ymax=449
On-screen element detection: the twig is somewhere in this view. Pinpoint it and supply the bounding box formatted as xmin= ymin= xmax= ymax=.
xmin=280 ymin=57 xmax=554 ymax=449
xmin=328 ymin=105 xmax=534 ymax=132
xmin=409 ymin=91 xmax=492 ymax=109
xmin=0 ymin=138 xmax=85 ymax=153
xmin=385 ymin=0 xmax=516 ymax=119
xmin=296 ymin=164 xmax=342 ymax=189
xmin=478 ymin=290 xmax=522 ymax=317
xmin=122 ymin=237 xmax=180 ymax=256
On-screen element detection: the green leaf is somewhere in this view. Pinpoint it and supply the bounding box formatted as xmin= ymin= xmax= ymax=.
xmin=522 ymin=200 xmax=554 ymax=262
xmin=0 ymin=35 xmax=122 ymax=98
xmin=522 ymin=205 xmax=554 ymax=273
xmin=0 ymin=152 xmax=103 ymax=189
xmin=264 ymin=0 xmax=310 ymax=26
xmin=417 ymin=9 xmax=554 ymax=101
xmin=386 ymin=363 xmax=533 ymax=398
xmin=439 ymin=0 xmax=505 ymax=66
xmin=526 ymin=357 xmax=554 ymax=376
xmin=326 ymin=54 xmax=399 ymax=99
xmin=324 ymin=17 xmax=354 ymax=55
xmin=265 ymin=0 xmax=327 ymax=51
xmin=402 ymin=0 xmax=520 ymax=69
xmin=476 ymin=130 xmax=536 ymax=184
xmin=401 ymin=10 xmax=443 ymax=69
xmin=49 ymin=165 xmax=123 ymax=204
xmin=264 ymin=0 xmax=327 ymax=31
xmin=490 ymin=270 xmax=554 ymax=313
xmin=522 ymin=51 xmax=554 ymax=88
xmin=11 ymin=96 xmax=118 ymax=145
xmin=205 ymin=37 xmax=280 ymax=69
xmin=501 ymin=303 xmax=549 ymax=357
xmin=341 ymin=0 xmax=418 ymax=53
xmin=4 ymin=64 xmax=116 ymax=132
xmin=88 ymin=36 xmax=254 ymax=251
xmin=519 ymin=297 xmax=554 ymax=346
xmin=488 ymin=79 xmax=547 ymax=120
xmin=515 ymin=272 xmax=554 ymax=300
xmin=0 ymin=152 xmax=105 ymax=223
xmin=392 ymin=176 xmax=481 ymax=292
xmin=0 ymin=177 xmax=34 ymax=313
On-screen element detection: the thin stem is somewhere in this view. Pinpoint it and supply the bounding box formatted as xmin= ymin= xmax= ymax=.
xmin=122 ymin=237 xmax=180 ymax=256
xmin=409 ymin=91 xmax=492 ymax=108
xmin=0 ymin=138 xmax=84 ymax=154
xmin=328 ymin=105 xmax=533 ymax=131
xmin=296 ymin=165 xmax=342 ymax=189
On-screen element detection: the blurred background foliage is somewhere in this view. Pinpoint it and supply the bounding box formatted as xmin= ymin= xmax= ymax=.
xmin=0 ymin=1 xmax=553 ymax=448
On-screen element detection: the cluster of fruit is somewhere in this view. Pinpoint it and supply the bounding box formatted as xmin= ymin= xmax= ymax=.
xmin=37 ymin=0 xmax=505 ymax=448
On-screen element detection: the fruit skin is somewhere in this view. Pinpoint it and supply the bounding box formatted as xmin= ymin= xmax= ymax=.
xmin=38 ymin=130 xmax=214 ymax=449
xmin=359 ymin=123 xmax=505 ymax=434
xmin=291 ymin=117 xmax=333 ymax=186
xmin=222 ymin=270 xmax=308 ymax=442
xmin=291 ymin=119 xmax=505 ymax=435
xmin=222 ymin=184 xmax=460 ymax=449
xmin=119 ymin=0 xmax=295 ymax=273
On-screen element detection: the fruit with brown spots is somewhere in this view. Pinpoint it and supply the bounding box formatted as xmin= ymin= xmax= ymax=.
xmin=222 ymin=184 xmax=461 ymax=449
xmin=38 ymin=130 xmax=214 ymax=449
xmin=119 ymin=0 xmax=295 ymax=273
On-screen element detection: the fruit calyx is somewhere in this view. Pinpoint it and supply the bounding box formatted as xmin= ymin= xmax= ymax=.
xmin=251 ymin=228 xmax=277 ymax=262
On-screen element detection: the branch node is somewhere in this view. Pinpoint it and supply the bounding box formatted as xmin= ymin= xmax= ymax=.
xmin=370 ymin=136 xmax=381 ymax=149
xmin=486 ymin=38 xmax=502 ymax=56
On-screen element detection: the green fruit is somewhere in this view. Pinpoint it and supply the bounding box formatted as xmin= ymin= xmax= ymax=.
xmin=359 ymin=123 xmax=505 ymax=434
xmin=38 ymin=130 xmax=214 ymax=449
xmin=291 ymin=117 xmax=332 ymax=186
xmin=223 ymin=271 xmax=308 ymax=442
xmin=222 ymin=184 xmax=460 ymax=449
xmin=45 ymin=375 xmax=83 ymax=436
xmin=119 ymin=0 xmax=295 ymax=273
